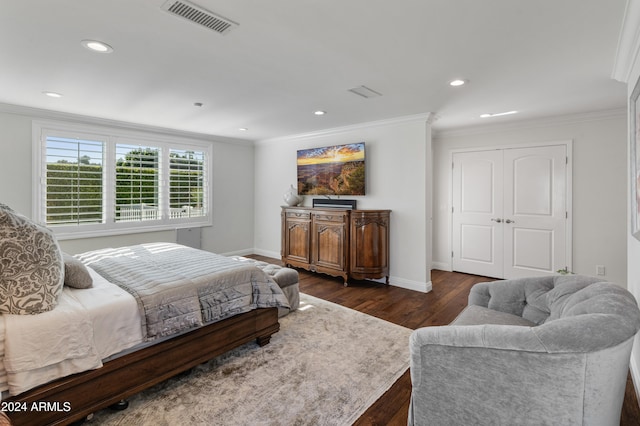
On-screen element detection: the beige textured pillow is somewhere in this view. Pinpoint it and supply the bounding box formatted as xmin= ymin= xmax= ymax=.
xmin=0 ymin=205 xmax=64 ymax=314
xmin=63 ymin=253 xmax=93 ymax=289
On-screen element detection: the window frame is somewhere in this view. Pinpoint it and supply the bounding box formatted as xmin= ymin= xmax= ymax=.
xmin=33 ymin=120 xmax=213 ymax=239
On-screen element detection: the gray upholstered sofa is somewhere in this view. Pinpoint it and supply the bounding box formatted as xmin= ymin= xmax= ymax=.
xmin=408 ymin=275 xmax=640 ymax=426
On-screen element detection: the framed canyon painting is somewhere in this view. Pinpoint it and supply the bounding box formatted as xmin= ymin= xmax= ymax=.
xmin=297 ymin=142 xmax=365 ymax=196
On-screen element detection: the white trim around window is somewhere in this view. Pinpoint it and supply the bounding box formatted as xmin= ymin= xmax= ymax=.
xmin=32 ymin=119 xmax=213 ymax=239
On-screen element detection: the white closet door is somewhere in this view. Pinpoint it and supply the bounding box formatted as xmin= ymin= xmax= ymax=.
xmin=452 ymin=145 xmax=568 ymax=279
xmin=452 ymin=150 xmax=504 ymax=278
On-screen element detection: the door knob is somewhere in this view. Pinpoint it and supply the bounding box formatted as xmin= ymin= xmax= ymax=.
xmin=491 ymin=218 xmax=502 ymax=223
xmin=505 ymin=219 xmax=515 ymax=224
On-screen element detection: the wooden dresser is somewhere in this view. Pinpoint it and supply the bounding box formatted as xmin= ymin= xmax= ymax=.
xmin=281 ymin=206 xmax=390 ymax=286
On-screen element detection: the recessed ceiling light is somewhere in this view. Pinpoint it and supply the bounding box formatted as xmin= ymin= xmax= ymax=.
xmin=43 ymin=91 xmax=63 ymax=98
xmin=239 ymin=127 xmax=248 ymax=131
xmin=81 ymin=39 xmax=114 ymax=53
xmin=480 ymin=110 xmax=518 ymax=118
xmin=449 ymin=79 xmax=466 ymax=87
xmin=314 ymin=110 xmax=326 ymax=116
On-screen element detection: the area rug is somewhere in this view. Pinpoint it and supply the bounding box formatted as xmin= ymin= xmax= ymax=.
xmin=89 ymin=293 xmax=413 ymax=425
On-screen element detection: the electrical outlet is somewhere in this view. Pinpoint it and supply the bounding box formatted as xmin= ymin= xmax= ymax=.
xmin=596 ymin=265 xmax=606 ymax=276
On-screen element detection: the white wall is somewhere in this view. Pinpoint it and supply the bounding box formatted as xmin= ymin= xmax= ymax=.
xmin=0 ymin=105 xmax=256 ymax=255
xmin=618 ymin=0 xmax=640 ymax=399
xmin=433 ymin=111 xmax=628 ymax=286
xmin=253 ymin=115 xmax=434 ymax=292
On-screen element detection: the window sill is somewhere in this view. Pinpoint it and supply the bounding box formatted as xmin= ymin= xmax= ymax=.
xmin=51 ymin=219 xmax=212 ymax=240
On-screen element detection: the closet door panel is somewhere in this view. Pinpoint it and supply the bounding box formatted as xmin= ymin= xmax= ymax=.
xmin=503 ymin=145 xmax=567 ymax=278
xmin=452 ymin=150 xmax=504 ymax=278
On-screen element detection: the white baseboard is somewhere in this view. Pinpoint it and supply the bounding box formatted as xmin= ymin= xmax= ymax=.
xmin=220 ymin=248 xmax=256 ymax=257
xmin=361 ymin=276 xmax=431 ymax=293
xmin=390 ymin=277 xmax=432 ymax=293
xmin=221 ymin=248 xmax=280 ymax=258
xmin=431 ymin=261 xmax=452 ymax=271
xmin=251 ymin=248 xmax=280 ymax=259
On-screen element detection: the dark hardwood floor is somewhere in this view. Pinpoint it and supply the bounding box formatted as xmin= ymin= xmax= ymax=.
xmin=250 ymin=256 xmax=640 ymax=426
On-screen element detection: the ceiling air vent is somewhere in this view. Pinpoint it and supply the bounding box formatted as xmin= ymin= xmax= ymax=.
xmin=162 ymin=0 xmax=238 ymax=35
xmin=348 ymin=85 xmax=383 ymax=99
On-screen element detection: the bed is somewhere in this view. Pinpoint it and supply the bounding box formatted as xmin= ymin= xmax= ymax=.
xmin=0 ymin=205 xmax=290 ymax=425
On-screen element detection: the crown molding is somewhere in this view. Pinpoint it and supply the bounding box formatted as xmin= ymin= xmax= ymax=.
xmin=0 ymin=102 xmax=254 ymax=147
xmin=612 ymin=0 xmax=640 ymax=83
xmin=257 ymin=112 xmax=435 ymax=144
xmin=432 ymin=108 xmax=627 ymax=139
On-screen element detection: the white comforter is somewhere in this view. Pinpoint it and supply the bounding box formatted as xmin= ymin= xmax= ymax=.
xmin=0 ymin=268 xmax=143 ymax=396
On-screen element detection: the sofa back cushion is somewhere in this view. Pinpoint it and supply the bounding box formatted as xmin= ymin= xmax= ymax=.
xmin=0 ymin=204 xmax=64 ymax=314
xmin=472 ymin=275 xmax=607 ymax=324
xmin=469 ymin=275 xmax=640 ymax=352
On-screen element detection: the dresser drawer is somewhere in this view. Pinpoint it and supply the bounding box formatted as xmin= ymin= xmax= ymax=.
xmin=312 ymin=212 xmax=348 ymax=223
xmin=286 ymin=211 xmax=311 ymax=220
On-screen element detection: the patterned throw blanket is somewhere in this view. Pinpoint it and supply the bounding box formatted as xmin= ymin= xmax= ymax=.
xmin=77 ymin=243 xmax=289 ymax=341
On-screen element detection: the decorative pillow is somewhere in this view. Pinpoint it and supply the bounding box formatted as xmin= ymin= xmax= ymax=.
xmin=0 ymin=206 xmax=64 ymax=314
xmin=63 ymin=253 xmax=93 ymax=289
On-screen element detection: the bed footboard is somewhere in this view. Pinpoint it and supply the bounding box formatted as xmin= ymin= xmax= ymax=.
xmin=5 ymin=308 xmax=279 ymax=426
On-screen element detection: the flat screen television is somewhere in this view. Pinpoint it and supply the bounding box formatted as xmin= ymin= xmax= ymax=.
xmin=297 ymin=142 xmax=365 ymax=196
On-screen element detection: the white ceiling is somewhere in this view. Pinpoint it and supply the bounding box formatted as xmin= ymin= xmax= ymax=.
xmin=0 ymin=0 xmax=629 ymax=141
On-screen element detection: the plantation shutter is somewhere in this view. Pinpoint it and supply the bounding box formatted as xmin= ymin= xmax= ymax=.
xmin=35 ymin=121 xmax=213 ymax=238
xmin=115 ymin=144 xmax=160 ymax=222
xmin=169 ymin=149 xmax=206 ymax=218
xmin=45 ymin=137 xmax=104 ymax=226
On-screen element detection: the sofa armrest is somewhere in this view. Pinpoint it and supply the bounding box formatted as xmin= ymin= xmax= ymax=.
xmin=413 ymin=309 xmax=635 ymax=355
xmin=410 ymin=325 xmax=545 ymax=357
xmin=409 ymin=325 xmax=583 ymax=425
xmin=408 ymin=325 xmax=634 ymax=426
xmin=409 ymin=324 xmax=548 ymax=398
xmin=408 ymin=324 xmax=635 ymax=426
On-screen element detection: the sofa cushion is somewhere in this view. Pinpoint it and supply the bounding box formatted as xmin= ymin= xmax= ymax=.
xmin=468 ymin=278 xmax=552 ymax=324
xmin=0 ymin=205 xmax=64 ymax=314
xmin=452 ymin=305 xmax=536 ymax=327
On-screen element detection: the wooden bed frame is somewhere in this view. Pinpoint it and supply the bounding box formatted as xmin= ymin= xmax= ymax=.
xmin=5 ymin=307 xmax=280 ymax=426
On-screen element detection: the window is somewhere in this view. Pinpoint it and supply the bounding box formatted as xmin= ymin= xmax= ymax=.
xmin=169 ymin=149 xmax=206 ymax=219
xmin=45 ymin=136 xmax=104 ymax=226
xmin=33 ymin=121 xmax=212 ymax=239
xmin=115 ymin=144 xmax=160 ymax=222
